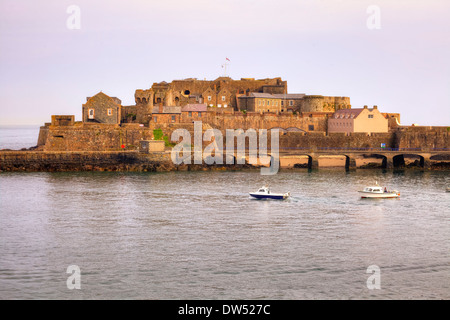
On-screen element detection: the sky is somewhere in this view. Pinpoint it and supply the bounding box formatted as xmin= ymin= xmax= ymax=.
xmin=0 ymin=0 xmax=449 ymax=126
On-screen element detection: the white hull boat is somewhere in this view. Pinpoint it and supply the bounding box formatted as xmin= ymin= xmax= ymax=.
xmin=249 ymin=186 xmax=290 ymax=200
xmin=359 ymin=183 xmax=400 ymax=199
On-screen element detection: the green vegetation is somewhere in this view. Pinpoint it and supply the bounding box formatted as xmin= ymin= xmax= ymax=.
xmin=153 ymin=128 xmax=164 ymax=140
xmin=153 ymin=128 xmax=175 ymax=147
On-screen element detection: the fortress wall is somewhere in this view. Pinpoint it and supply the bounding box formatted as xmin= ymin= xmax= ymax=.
xmin=38 ymin=124 xmax=154 ymax=151
xmin=203 ymin=112 xmax=328 ymax=132
xmin=0 ymin=151 xmax=253 ymax=172
xmin=37 ymin=126 xmax=49 ymax=147
xmin=34 ymin=118 xmax=449 ymax=152
xmin=395 ymin=127 xmax=450 ymax=149
xmin=279 ymin=132 xmax=395 ymax=150
xmin=0 ymin=151 xmax=173 ymax=172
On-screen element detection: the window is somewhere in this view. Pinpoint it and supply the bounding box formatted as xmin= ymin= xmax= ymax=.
xmin=309 ymin=125 xmax=314 ymax=131
xmin=88 ymin=109 xmax=94 ymax=119
xmin=224 ymin=104 xmax=227 ymax=108
xmin=208 ymin=96 xmax=212 ymax=101
xmin=218 ymin=104 xmax=222 ymax=108
xmin=222 ymin=96 xmax=226 ymax=101
xmin=188 ymin=112 xmax=192 ymax=117
xmin=198 ymin=112 xmax=202 ymax=117
xmin=107 ymin=108 xmax=112 ymax=116
xmin=281 ymin=101 xmax=284 ymax=106
xmin=263 ymin=100 xmax=265 ymax=106
xmin=258 ymin=100 xmax=261 ymax=106
xmin=289 ymin=100 xmax=293 ymax=106
xmin=171 ymin=115 xmax=176 ymax=122
xmin=154 ymin=116 xmax=157 ymax=123
xmin=368 ymin=114 xmax=374 ymax=118
xmin=267 ymin=100 xmax=270 ymax=106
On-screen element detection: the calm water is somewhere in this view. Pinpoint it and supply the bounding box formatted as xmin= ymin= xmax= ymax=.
xmin=0 ymin=126 xmax=41 ymax=150
xmin=0 ymin=169 xmax=449 ymax=299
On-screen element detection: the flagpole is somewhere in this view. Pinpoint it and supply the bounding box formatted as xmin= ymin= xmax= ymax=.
xmin=223 ymin=58 xmax=230 ymax=77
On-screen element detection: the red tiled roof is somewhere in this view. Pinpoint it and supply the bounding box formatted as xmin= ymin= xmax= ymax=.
xmin=332 ymin=108 xmax=364 ymax=119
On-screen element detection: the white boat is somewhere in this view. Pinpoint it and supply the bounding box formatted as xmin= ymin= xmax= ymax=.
xmin=249 ymin=186 xmax=290 ymax=200
xmin=358 ymin=182 xmax=400 ymax=199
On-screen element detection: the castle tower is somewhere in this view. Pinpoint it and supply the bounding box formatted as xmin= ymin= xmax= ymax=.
xmin=135 ymin=89 xmax=154 ymax=124
xmin=301 ymin=95 xmax=325 ymax=112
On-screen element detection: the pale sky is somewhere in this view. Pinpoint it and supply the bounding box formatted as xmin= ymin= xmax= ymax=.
xmin=0 ymin=0 xmax=449 ymax=126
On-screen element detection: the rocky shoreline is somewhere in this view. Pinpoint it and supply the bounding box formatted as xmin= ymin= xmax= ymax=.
xmin=0 ymin=150 xmax=256 ymax=172
xmin=1 ymin=150 xmax=449 ymax=172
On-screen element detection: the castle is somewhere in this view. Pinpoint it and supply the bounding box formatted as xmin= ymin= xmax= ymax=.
xmin=37 ymin=76 xmax=403 ymax=151
xmin=87 ymin=76 xmax=353 ymax=125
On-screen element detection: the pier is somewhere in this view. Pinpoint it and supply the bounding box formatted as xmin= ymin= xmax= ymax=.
xmin=278 ymin=147 xmax=450 ymax=170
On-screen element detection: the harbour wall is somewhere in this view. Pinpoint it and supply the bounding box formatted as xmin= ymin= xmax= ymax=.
xmin=0 ymin=151 xmax=252 ymax=172
xmin=35 ymin=121 xmax=449 ymax=152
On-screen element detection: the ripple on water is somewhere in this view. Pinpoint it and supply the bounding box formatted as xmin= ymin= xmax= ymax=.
xmin=0 ymin=170 xmax=449 ymax=299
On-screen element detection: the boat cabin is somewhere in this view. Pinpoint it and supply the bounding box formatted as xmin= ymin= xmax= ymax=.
xmin=363 ymin=187 xmax=383 ymax=193
xmin=258 ymin=187 xmax=269 ymax=193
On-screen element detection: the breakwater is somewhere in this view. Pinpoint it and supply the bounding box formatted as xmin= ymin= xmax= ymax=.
xmin=1 ymin=150 xmax=449 ymax=172
xmin=0 ymin=151 xmax=209 ymax=172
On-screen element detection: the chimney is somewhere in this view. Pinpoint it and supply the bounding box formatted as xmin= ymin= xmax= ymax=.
xmin=159 ymin=102 xmax=163 ymax=114
xmin=363 ymin=105 xmax=368 ymax=109
xmin=373 ymin=105 xmax=378 ymax=109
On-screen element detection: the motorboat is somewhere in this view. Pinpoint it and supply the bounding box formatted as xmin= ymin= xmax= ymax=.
xmin=358 ymin=182 xmax=400 ymax=199
xmin=249 ymin=186 xmax=290 ymax=200
xmin=446 ymin=187 xmax=450 ymax=193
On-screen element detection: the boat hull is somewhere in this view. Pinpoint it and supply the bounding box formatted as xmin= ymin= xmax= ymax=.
xmin=249 ymin=193 xmax=288 ymax=200
xmin=359 ymin=192 xmax=400 ymax=199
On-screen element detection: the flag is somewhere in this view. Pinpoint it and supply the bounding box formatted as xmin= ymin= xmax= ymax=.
xmin=226 ymin=57 xmax=230 ymax=61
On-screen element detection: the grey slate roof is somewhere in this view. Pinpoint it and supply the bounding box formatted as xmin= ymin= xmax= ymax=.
xmin=239 ymin=92 xmax=306 ymax=99
xmin=272 ymin=94 xmax=305 ymax=99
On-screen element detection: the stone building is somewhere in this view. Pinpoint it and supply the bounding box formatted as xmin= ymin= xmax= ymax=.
xmin=134 ymin=77 xmax=286 ymax=113
xmin=82 ymin=92 xmax=122 ymax=124
xmin=130 ymin=77 xmax=354 ymax=124
xmin=328 ymin=105 xmax=388 ymax=134
xmin=237 ymin=93 xmax=283 ymax=113
xmin=237 ymin=93 xmax=351 ymax=114
xmin=181 ymin=104 xmax=207 ymax=122
xmin=151 ymin=105 xmax=181 ymax=124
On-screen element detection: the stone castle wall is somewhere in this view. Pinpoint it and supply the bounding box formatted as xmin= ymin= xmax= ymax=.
xmin=395 ymin=126 xmax=450 ymax=149
xmin=36 ymin=119 xmax=449 ymax=152
xmin=202 ymin=111 xmax=331 ymax=132
xmin=38 ymin=123 xmax=153 ymax=151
